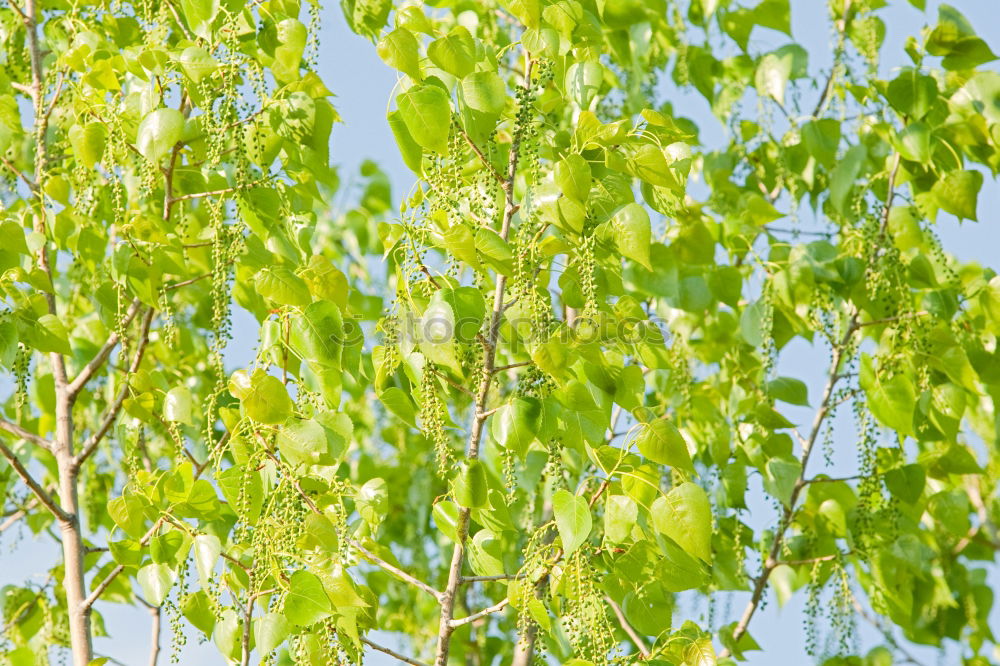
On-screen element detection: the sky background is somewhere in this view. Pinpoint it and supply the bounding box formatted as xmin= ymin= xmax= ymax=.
xmin=3 ymin=1 xmax=999 ymax=665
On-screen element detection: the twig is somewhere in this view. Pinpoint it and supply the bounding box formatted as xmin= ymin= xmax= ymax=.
xmin=0 ymin=440 xmax=66 ymax=521
xmin=73 ymin=308 xmax=154 ymax=469
xmin=491 ymin=361 xmax=531 ymax=374
xmin=349 ymin=538 xmax=442 ymax=601
xmin=83 ymin=519 xmax=163 ymax=610
xmin=0 ymin=418 xmax=52 ymax=450
xmin=605 ymin=595 xmax=650 ymax=658
xmin=448 ymin=598 xmax=509 ymax=628
xmin=4 ymin=0 xmax=28 ymax=23
xmin=0 ymin=154 xmax=39 ymax=192
xmin=361 ymin=637 xmax=428 ymax=666
xmin=426 ymin=366 xmax=475 ymax=398
xmin=460 ymin=574 xmax=522 ymax=583
xmin=457 ymin=125 xmax=505 ymax=186
xmin=67 ymin=298 xmax=143 ymax=399
xmin=434 ymin=58 xmax=535 ymax=666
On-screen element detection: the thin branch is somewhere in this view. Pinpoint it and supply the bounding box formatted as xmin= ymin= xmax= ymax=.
xmin=73 ymin=308 xmax=154 ymax=470
xmin=457 ymin=125 xmax=505 ymax=186
xmin=0 ymin=418 xmax=52 ymax=450
xmin=435 ymin=58 xmax=535 ymax=666
xmin=491 ymin=361 xmax=531 ymax=374
xmin=67 ymin=298 xmax=142 ymax=399
xmin=776 ymin=551 xmax=850 ymax=568
xmin=858 ymin=310 xmax=928 ymax=328
xmin=168 ymin=180 xmax=264 ymax=204
xmin=460 ymin=574 xmax=522 ymax=584
xmin=136 ymin=598 xmax=162 ymax=666
xmin=83 ymin=519 xmax=163 ymax=610
xmin=448 ymin=598 xmax=509 ymax=628
xmin=349 ymin=538 xmax=442 ymax=601
xmin=4 ymin=0 xmax=27 ymax=23
xmin=0 ymin=440 xmax=66 ymax=521
xmin=426 ymin=366 xmax=475 ymax=398
xmin=0 ymin=154 xmax=39 ymax=192
xmin=605 ymin=595 xmax=650 ymax=659
xmin=361 ymin=637 xmax=428 ymax=666
xmin=0 ymin=499 xmax=34 ymax=532
xmin=720 ymin=312 xmax=860 ymax=656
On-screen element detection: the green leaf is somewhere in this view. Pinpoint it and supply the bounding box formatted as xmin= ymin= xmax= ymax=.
xmin=552 ymin=489 xmax=592 ymax=555
xmin=254 ymin=612 xmax=290 ymax=655
xmin=566 ymin=61 xmax=604 ymax=109
xmin=108 ymin=493 xmax=148 ymax=539
xmin=163 ymin=386 xmax=194 ymax=425
xmin=136 ymin=108 xmax=184 ymax=164
xmin=612 ymin=203 xmax=652 ymax=270
xmin=177 ymin=46 xmax=216 ymax=82
xmin=179 ymin=0 xmax=219 ymax=39
xmin=32 ymin=314 xmax=71 ymax=355
xmin=277 ymin=418 xmax=331 ymax=468
xmin=932 ymin=170 xmax=982 ymax=221
xmin=895 ymin=123 xmax=931 ymax=164
xmin=491 ymin=398 xmax=540 ymax=458
xmin=284 ymin=570 xmax=332 ymax=626
xmin=766 ymin=377 xmax=809 ymax=406
xmin=68 ymin=122 xmax=107 ymax=167
xmin=243 ymin=371 xmax=293 ymax=424
xmin=461 ymin=72 xmax=506 ymax=114
xmin=387 ymin=109 xmax=423 ymax=173
xmin=137 ymin=563 xmax=175 ymax=606
xmin=290 ymin=300 xmax=344 ymax=368
xmin=454 ymin=460 xmax=488 ymax=509
xmin=356 ymin=478 xmax=389 ymax=526
xmin=255 ymin=267 xmax=311 ymax=307
xmin=635 ymin=419 xmax=694 ymax=472
xmin=867 ymin=373 xmax=916 ymax=437
xmin=377 ymin=28 xmax=421 ymax=79
xmin=193 ymin=534 xmax=221 ymax=588
xmin=427 ymin=27 xmax=477 ymax=78
xmin=651 ymin=482 xmax=713 ymax=562
xmin=397 ymin=84 xmax=451 ymax=155
xmin=763 ymin=457 xmax=801 ymax=507
xmin=884 ymin=464 xmax=925 ymax=504
xmin=604 ymin=494 xmax=637 ymax=543
xmin=379 ymin=386 xmax=417 ymax=426
xmin=555 ymin=153 xmax=592 ymax=202
xmin=829 ymin=144 xmax=866 ymax=214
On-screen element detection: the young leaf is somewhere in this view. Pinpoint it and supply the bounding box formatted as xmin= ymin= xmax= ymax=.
xmin=552 ymin=489 xmax=592 ymax=555
xmin=635 ymin=419 xmax=694 ymax=472
xmin=397 ymin=84 xmax=451 ymax=155
xmin=136 ymin=108 xmax=184 ymax=163
xmin=652 ymin=482 xmax=713 ymax=562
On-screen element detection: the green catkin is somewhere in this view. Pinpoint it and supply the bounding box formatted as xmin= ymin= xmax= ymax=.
xmin=804 ymin=559 xmax=823 ymax=657
xmin=12 ymin=343 xmax=29 ymax=418
xmin=419 ymin=363 xmax=451 ymax=473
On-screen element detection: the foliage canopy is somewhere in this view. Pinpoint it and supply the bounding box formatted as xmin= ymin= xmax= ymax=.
xmin=0 ymin=0 xmax=999 ymax=665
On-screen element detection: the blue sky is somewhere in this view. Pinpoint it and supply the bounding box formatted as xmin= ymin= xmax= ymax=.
xmin=3 ymin=2 xmax=998 ymax=665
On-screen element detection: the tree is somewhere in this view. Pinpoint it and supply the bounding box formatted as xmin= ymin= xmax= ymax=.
xmin=1 ymin=0 xmax=998 ymax=664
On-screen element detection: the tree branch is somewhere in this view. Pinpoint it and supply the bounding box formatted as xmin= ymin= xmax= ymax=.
xmin=73 ymin=308 xmax=154 ymax=470
xmin=605 ymin=595 xmax=650 ymax=659
xmin=66 ymin=298 xmax=143 ymax=400
xmin=457 ymin=125 xmax=505 ymax=187
xmin=448 ymin=597 xmax=509 ymax=628
xmin=0 ymin=418 xmax=52 ymax=450
xmin=362 ymin=637 xmax=428 ymax=666
xmin=434 ymin=57 xmax=535 ymax=666
xmin=82 ymin=519 xmax=163 ymax=610
xmin=349 ymin=538 xmax=442 ymax=601
xmin=0 ymin=439 xmax=67 ymax=521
